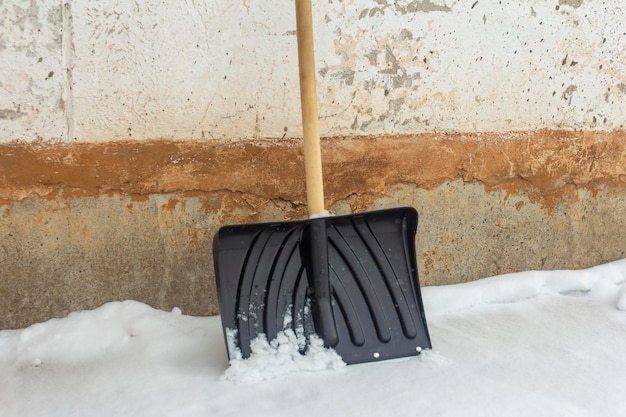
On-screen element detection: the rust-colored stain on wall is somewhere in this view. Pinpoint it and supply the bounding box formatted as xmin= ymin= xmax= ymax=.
xmin=1 ymin=130 xmax=624 ymax=214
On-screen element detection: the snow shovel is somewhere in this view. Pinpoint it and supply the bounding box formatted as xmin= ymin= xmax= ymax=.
xmin=213 ymin=0 xmax=431 ymax=365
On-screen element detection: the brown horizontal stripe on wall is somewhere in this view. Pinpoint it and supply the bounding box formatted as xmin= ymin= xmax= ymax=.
xmin=1 ymin=129 xmax=625 ymax=213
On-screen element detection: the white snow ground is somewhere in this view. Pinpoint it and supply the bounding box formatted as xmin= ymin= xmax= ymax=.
xmin=2 ymin=259 xmax=626 ymax=417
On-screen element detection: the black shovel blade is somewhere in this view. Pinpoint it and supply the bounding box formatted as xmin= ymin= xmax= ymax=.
xmin=213 ymin=207 xmax=431 ymax=365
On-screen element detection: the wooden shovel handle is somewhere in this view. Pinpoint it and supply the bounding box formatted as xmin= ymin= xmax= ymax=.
xmin=295 ymin=0 xmax=325 ymax=216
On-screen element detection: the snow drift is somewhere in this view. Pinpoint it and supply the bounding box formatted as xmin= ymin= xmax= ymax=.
xmin=2 ymin=259 xmax=626 ymax=417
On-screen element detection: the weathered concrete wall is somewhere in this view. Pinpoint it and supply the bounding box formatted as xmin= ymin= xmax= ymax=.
xmin=1 ymin=131 xmax=625 ymax=328
xmin=1 ymin=0 xmax=626 ymax=329
xmin=0 ymin=0 xmax=67 ymax=140
xmin=2 ymin=0 xmax=626 ymax=141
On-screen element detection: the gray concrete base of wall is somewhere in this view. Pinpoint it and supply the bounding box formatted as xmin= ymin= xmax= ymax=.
xmin=2 ymin=180 xmax=624 ymax=329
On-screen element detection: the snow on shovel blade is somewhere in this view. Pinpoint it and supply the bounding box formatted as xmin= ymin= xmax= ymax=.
xmin=213 ymin=207 xmax=431 ymax=365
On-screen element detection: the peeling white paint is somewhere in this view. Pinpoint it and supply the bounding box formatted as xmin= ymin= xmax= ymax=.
xmin=317 ymin=0 xmax=626 ymax=134
xmin=1 ymin=0 xmax=625 ymax=142
xmin=0 ymin=0 xmax=66 ymax=141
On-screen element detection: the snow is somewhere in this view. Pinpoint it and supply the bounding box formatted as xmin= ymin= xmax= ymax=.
xmin=2 ymin=259 xmax=626 ymax=417
xmin=223 ymin=329 xmax=345 ymax=383
xmin=617 ymin=284 xmax=626 ymax=311
xmin=308 ymin=209 xmax=333 ymax=219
